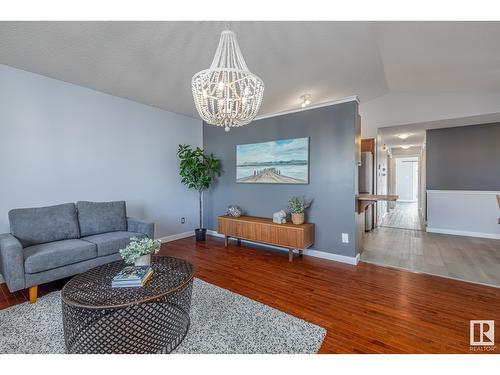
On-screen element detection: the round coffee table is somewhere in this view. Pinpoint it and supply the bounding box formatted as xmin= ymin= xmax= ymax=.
xmin=61 ymin=256 xmax=194 ymax=354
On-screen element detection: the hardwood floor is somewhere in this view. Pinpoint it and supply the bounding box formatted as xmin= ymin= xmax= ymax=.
xmin=0 ymin=277 xmax=67 ymax=310
xmin=1 ymin=235 xmax=499 ymax=353
xmin=361 ymin=227 xmax=500 ymax=287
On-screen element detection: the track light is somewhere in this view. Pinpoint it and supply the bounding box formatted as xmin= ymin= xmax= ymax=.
xmin=300 ymin=94 xmax=312 ymax=108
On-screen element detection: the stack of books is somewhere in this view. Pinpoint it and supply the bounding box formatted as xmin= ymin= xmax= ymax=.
xmin=111 ymin=266 xmax=154 ymax=288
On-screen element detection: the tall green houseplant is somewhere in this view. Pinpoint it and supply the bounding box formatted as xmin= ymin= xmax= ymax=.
xmin=177 ymin=144 xmax=221 ymax=241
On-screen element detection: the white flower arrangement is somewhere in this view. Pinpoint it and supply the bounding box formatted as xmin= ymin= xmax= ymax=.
xmin=119 ymin=237 xmax=161 ymax=265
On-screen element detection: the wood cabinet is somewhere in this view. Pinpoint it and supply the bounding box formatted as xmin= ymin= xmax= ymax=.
xmin=218 ymin=215 xmax=315 ymax=262
xmin=361 ymin=138 xmax=375 ymax=153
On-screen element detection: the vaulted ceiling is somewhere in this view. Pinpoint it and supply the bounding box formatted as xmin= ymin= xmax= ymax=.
xmin=1 ymin=21 xmax=499 ymax=119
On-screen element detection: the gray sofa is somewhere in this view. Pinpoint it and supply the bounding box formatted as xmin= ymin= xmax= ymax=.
xmin=0 ymin=201 xmax=154 ymax=303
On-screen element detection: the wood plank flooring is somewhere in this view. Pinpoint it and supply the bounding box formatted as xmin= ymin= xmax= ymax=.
xmin=380 ymin=202 xmax=423 ymax=230
xmin=361 ymin=226 xmax=500 ymax=287
xmin=1 ymin=235 xmax=499 ymax=353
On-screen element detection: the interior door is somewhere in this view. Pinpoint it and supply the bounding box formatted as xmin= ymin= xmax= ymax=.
xmin=396 ymin=159 xmax=416 ymax=202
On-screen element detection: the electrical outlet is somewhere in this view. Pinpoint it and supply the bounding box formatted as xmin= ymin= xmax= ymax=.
xmin=181 ymin=217 xmax=185 ymax=224
xmin=342 ymin=233 xmax=349 ymax=243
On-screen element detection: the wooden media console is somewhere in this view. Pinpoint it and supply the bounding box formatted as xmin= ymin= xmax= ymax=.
xmin=217 ymin=215 xmax=315 ymax=262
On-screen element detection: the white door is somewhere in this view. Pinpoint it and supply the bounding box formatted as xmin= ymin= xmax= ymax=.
xmin=396 ymin=157 xmax=418 ymax=202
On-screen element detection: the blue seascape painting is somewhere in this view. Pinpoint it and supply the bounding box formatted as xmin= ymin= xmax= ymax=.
xmin=236 ymin=137 xmax=309 ymax=184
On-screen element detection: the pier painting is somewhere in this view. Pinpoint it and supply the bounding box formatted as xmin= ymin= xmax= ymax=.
xmin=236 ymin=137 xmax=309 ymax=184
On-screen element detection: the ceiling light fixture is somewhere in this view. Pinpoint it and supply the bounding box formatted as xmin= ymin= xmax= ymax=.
xmin=192 ymin=29 xmax=265 ymax=132
xmin=401 ymin=145 xmax=411 ymax=149
xmin=300 ymin=94 xmax=312 ymax=108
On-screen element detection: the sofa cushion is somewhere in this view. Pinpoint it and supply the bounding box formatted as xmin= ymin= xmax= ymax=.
xmin=9 ymin=203 xmax=80 ymax=247
xmin=77 ymin=201 xmax=127 ymax=237
xmin=24 ymin=239 xmax=97 ymax=274
xmin=81 ymin=231 xmax=145 ymax=257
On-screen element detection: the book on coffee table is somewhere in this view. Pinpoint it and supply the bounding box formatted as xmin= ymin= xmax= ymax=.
xmin=111 ymin=266 xmax=153 ymax=288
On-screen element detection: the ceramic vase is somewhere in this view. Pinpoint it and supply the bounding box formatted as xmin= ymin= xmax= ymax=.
xmin=134 ymin=253 xmax=152 ymax=266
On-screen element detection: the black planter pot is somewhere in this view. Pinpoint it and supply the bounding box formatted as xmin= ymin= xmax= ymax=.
xmin=195 ymin=228 xmax=207 ymax=242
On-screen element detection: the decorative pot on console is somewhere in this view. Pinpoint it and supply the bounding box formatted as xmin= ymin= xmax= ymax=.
xmin=291 ymin=212 xmax=305 ymax=225
xmin=288 ymin=196 xmax=312 ymax=225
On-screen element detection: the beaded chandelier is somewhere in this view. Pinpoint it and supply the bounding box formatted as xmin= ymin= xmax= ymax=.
xmin=192 ymin=29 xmax=264 ymax=132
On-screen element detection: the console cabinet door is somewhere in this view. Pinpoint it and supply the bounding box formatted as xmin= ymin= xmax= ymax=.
xmin=270 ymin=226 xmax=302 ymax=248
xmin=254 ymin=223 xmax=270 ymax=243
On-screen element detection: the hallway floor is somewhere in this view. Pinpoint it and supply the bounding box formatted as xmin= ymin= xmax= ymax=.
xmin=380 ymin=202 xmax=423 ymax=230
xmin=361 ymin=226 xmax=500 ymax=287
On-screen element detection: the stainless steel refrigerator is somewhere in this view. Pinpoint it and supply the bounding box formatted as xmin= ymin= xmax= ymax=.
xmin=358 ymin=151 xmax=374 ymax=231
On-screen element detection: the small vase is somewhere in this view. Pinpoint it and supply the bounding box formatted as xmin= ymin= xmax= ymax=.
xmin=134 ymin=253 xmax=151 ymax=266
xmin=291 ymin=212 xmax=305 ymax=225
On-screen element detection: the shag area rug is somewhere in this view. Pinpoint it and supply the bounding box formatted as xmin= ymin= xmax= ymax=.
xmin=0 ymin=278 xmax=325 ymax=354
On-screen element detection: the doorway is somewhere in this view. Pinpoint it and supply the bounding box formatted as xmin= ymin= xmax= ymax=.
xmin=361 ymin=124 xmax=500 ymax=288
xmin=381 ymin=155 xmax=423 ymax=230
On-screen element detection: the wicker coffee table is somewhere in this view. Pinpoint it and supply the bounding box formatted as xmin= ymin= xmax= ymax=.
xmin=61 ymin=256 xmax=194 ymax=354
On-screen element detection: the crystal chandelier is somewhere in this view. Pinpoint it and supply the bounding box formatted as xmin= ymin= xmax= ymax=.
xmin=192 ymin=29 xmax=264 ymax=132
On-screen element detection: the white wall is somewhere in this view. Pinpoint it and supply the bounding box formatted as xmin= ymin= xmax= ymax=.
xmin=419 ymin=146 xmax=426 ymax=219
xmin=427 ymin=190 xmax=500 ymax=239
xmin=0 ymin=64 xmax=202 ymax=239
xmin=375 ymin=134 xmax=389 ymax=224
xmin=360 ymin=91 xmax=500 ymax=138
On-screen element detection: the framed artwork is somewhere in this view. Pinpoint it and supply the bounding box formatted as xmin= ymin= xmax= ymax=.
xmin=236 ymin=137 xmax=309 ymax=184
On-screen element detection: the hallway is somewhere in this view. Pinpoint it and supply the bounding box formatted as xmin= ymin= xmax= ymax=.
xmin=380 ymin=202 xmax=423 ymax=231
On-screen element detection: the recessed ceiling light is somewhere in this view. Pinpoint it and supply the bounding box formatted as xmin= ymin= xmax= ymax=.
xmin=397 ymin=133 xmax=411 ymax=140
xmin=300 ymin=94 xmax=312 ymax=108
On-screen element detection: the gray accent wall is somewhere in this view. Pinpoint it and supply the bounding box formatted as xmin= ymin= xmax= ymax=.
xmin=426 ymin=123 xmax=500 ymax=190
xmin=203 ymin=102 xmax=359 ymax=258
xmin=0 ymin=64 xmax=202 ymax=238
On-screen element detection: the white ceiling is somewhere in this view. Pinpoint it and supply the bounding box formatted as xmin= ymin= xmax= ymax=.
xmin=378 ymin=112 xmax=500 ymax=150
xmin=1 ymin=21 xmax=500 ymax=119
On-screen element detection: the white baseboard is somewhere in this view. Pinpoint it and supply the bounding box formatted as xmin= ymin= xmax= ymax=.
xmin=207 ymin=230 xmax=359 ymax=265
xmin=306 ymin=250 xmax=360 ymax=265
xmin=158 ymin=231 xmax=194 ymax=243
xmin=426 ymin=227 xmax=500 ymax=240
xmin=207 ymin=229 xmax=224 ymax=238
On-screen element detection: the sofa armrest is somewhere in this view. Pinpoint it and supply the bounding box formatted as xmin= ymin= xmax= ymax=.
xmin=0 ymin=233 xmax=25 ymax=292
xmin=127 ymin=217 xmax=154 ymax=239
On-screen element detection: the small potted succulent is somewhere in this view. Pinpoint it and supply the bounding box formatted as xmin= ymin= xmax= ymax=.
xmin=287 ymin=196 xmax=312 ymax=225
xmin=119 ymin=237 xmax=161 ymax=266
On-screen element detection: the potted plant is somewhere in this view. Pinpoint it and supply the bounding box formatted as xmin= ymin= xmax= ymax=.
xmin=177 ymin=144 xmax=221 ymax=241
xmin=119 ymin=237 xmax=161 ymax=266
xmin=287 ymin=196 xmax=312 ymax=225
